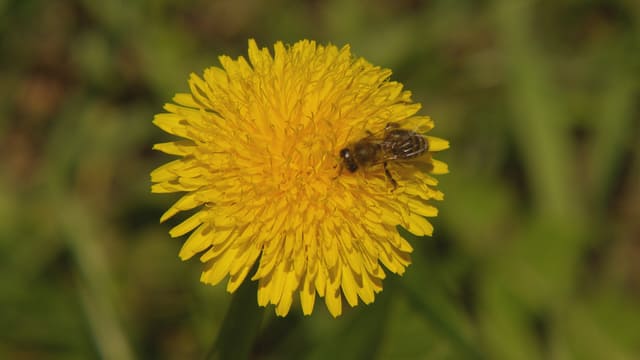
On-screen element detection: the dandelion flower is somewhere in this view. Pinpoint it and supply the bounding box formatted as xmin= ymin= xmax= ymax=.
xmin=151 ymin=39 xmax=449 ymax=317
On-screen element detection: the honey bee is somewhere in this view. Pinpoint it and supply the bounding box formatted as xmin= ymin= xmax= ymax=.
xmin=339 ymin=122 xmax=429 ymax=188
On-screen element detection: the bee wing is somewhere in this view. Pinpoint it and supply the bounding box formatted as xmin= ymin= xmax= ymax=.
xmin=350 ymin=122 xmax=396 ymax=144
xmin=361 ymin=129 xmax=386 ymax=141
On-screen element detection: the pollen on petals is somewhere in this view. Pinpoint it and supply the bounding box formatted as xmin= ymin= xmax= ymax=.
xmin=151 ymin=39 xmax=448 ymax=317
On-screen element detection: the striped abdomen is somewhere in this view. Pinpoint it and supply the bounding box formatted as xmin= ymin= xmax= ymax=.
xmin=382 ymin=128 xmax=428 ymax=160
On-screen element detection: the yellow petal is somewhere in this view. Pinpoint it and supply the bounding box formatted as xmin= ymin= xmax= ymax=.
xmin=324 ymin=275 xmax=342 ymax=318
xmin=300 ymin=273 xmax=316 ymax=316
xmin=340 ymin=265 xmax=359 ymax=307
xmin=169 ymin=211 xmax=205 ymax=238
xmin=161 ymin=192 xmax=201 ymax=223
xmin=178 ymin=224 xmax=212 ymax=260
xmin=426 ymin=136 xmax=450 ymax=152
xmin=153 ymin=140 xmax=196 ymax=156
xmin=200 ymin=247 xmax=238 ymax=286
xmin=431 ymin=159 xmax=449 ymax=174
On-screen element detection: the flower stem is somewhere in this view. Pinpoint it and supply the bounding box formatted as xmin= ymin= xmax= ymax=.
xmin=206 ymin=280 xmax=263 ymax=360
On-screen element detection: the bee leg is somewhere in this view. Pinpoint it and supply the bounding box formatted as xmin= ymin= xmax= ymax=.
xmin=383 ymin=162 xmax=398 ymax=190
xmin=333 ymin=163 xmax=343 ymax=180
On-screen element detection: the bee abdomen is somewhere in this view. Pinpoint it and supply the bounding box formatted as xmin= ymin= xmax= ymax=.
xmin=384 ymin=130 xmax=428 ymax=159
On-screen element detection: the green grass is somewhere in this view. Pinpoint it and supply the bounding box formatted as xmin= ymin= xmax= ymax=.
xmin=1 ymin=0 xmax=639 ymax=358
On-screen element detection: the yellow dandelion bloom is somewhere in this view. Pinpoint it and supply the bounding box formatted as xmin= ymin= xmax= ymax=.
xmin=151 ymin=39 xmax=449 ymax=317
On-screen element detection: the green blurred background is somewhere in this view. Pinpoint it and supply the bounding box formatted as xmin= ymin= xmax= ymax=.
xmin=2 ymin=0 xmax=639 ymax=359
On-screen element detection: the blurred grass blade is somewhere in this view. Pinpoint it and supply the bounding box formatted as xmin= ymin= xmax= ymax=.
xmin=399 ymin=262 xmax=484 ymax=360
xmin=307 ymin=290 xmax=391 ymax=360
xmin=207 ymin=280 xmax=263 ymax=360
xmin=479 ymin=278 xmax=542 ymax=360
xmin=60 ymin=200 xmax=135 ymax=360
xmin=396 ymin=228 xmax=482 ymax=359
xmin=589 ymin=38 xmax=638 ymax=207
xmin=77 ymin=280 xmax=135 ymax=360
xmin=493 ymin=0 xmax=577 ymax=218
xmin=333 ymin=295 xmax=390 ymax=360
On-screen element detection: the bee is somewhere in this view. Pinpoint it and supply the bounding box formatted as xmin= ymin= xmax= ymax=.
xmin=339 ymin=122 xmax=429 ymax=188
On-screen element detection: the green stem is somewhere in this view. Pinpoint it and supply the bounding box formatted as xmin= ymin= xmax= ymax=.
xmin=206 ymin=280 xmax=263 ymax=360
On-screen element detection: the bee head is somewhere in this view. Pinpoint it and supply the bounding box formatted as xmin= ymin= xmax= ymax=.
xmin=339 ymin=148 xmax=358 ymax=172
